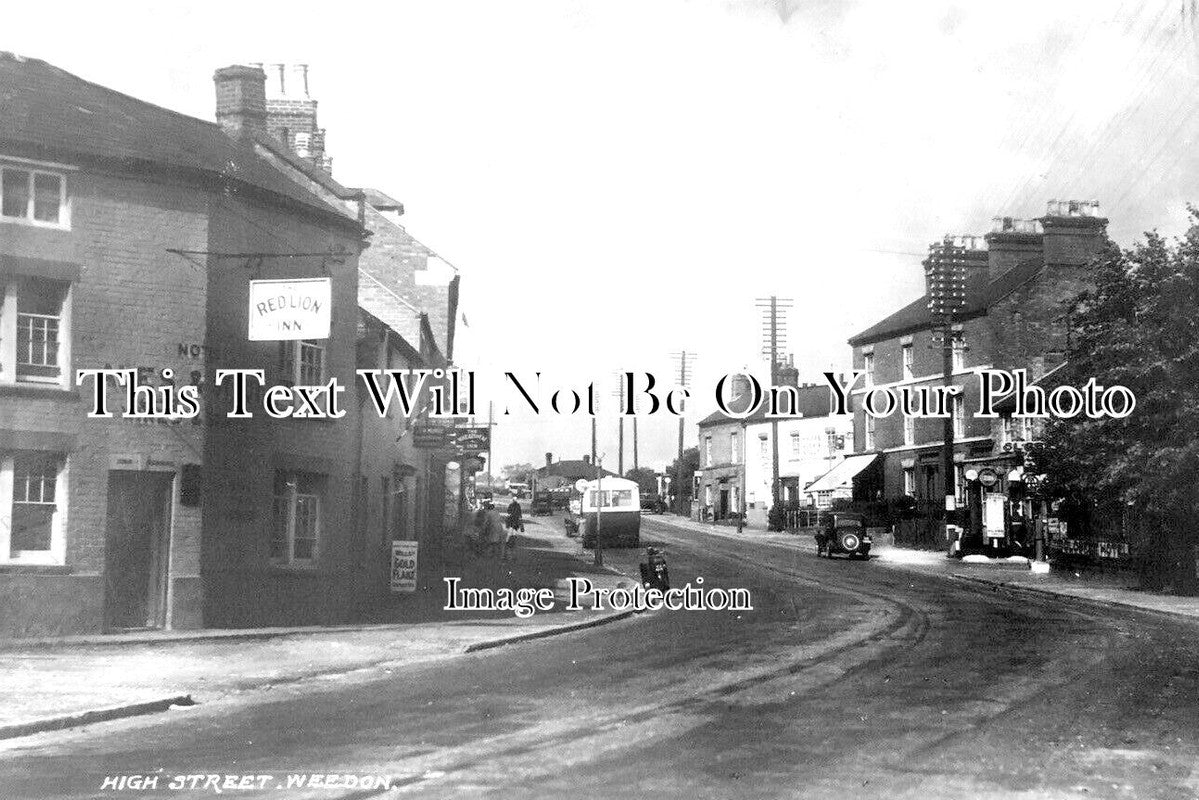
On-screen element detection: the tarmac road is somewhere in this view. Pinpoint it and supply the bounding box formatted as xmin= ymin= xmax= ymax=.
xmin=3 ymin=515 xmax=1199 ymax=799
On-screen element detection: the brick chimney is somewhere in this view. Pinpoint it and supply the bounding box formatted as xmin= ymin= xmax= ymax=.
xmin=1039 ymin=200 xmax=1107 ymax=267
xmin=985 ymin=217 xmax=1043 ymax=282
xmin=776 ymin=354 xmax=799 ymax=389
xmin=545 ymin=452 xmax=553 ymax=468
xmin=214 ymin=64 xmax=267 ymax=140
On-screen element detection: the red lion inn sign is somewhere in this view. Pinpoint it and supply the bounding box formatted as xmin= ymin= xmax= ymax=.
xmin=248 ymin=277 xmax=332 ymax=341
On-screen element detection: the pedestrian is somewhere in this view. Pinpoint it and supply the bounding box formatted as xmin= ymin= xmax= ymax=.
xmin=480 ymin=503 xmax=508 ymax=561
xmin=506 ymin=497 xmax=524 ymax=533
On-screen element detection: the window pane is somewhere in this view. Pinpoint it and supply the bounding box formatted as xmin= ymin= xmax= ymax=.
xmin=2 ymin=169 xmax=30 ymax=218
xmin=33 ymin=173 xmax=61 ymax=223
xmin=270 ymin=494 xmax=289 ymax=559
xmin=293 ymin=494 xmax=318 ymax=560
xmin=11 ymin=505 xmax=53 ymax=553
xmin=14 ymin=453 xmax=57 ymax=504
xmin=299 ymin=342 xmax=323 ymax=385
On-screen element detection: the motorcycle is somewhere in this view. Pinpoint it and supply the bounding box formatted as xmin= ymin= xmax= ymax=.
xmin=639 ymin=546 xmax=670 ymax=591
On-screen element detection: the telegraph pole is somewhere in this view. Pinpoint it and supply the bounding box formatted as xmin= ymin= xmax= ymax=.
xmin=669 ymin=351 xmax=695 ymax=514
xmin=756 ymin=296 xmax=792 ymax=527
xmin=612 ymin=377 xmax=625 ymax=476
xmin=924 ymin=236 xmax=972 ymax=548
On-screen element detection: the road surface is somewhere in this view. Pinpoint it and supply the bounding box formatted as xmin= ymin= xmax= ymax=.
xmin=3 ymin=515 xmax=1198 ymax=799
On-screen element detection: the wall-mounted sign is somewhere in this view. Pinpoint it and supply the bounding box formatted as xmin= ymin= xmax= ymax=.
xmin=977 ymin=467 xmax=1000 ymax=488
xmin=390 ymin=540 xmax=418 ymax=593
xmin=454 ymin=428 xmax=490 ymax=453
xmin=248 ymin=277 xmax=332 ymax=341
xmin=413 ymin=421 xmax=450 ymax=449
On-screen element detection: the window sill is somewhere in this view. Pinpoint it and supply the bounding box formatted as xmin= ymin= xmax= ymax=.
xmin=0 ymin=383 xmax=77 ymax=400
xmin=0 ymin=216 xmax=70 ymax=232
xmin=0 ymin=563 xmax=72 ymax=574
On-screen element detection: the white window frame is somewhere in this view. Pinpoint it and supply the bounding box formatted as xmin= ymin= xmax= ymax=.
xmin=865 ymin=415 xmax=876 ymax=450
xmin=903 ymin=415 xmax=914 ymax=446
xmin=953 ymin=394 xmax=965 ymax=438
xmin=0 ymin=451 xmax=68 ymax=565
xmin=0 ymin=164 xmax=70 ymax=229
xmin=704 ymin=435 xmax=713 ymax=467
xmin=790 ymin=431 xmax=802 ymax=458
xmin=901 ymin=344 xmax=914 ymax=380
xmin=271 ymin=471 xmax=321 ymax=567
xmin=903 ymin=467 xmax=915 ymax=496
xmin=729 ymin=432 xmax=739 ymax=464
xmin=862 ymin=352 xmax=875 ymax=386
xmin=0 ymin=278 xmax=72 ymax=389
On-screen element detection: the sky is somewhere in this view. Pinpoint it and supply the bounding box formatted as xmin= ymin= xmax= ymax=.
xmin=8 ymin=0 xmax=1199 ymax=472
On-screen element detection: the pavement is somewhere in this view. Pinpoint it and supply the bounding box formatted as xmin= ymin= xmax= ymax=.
xmin=666 ymin=513 xmax=1199 ymax=622
xmin=0 ymin=513 xmax=642 ymax=741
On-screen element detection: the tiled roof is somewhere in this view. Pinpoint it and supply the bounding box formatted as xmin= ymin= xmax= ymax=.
xmin=537 ymin=460 xmax=617 ymax=479
xmin=358 ymin=187 xmax=405 ymax=211
xmin=0 ymin=53 xmax=358 ymax=228
xmin=848 ymin=259 xmax=1044 ymax=346
xmin=697 ymin=383 xmax=834 ymax=427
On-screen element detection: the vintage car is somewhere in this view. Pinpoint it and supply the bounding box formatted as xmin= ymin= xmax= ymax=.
xmin=640 ymin=494 xmax=667 ymax=514
xmin=530 ymin=492 xmax=554 ymax=516
xmin=815 ymin=512 xmax=872 ymax=559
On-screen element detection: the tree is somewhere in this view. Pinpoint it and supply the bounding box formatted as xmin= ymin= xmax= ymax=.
xmin=624 ymin=467 xmax=660 ymax=497
xmin=667 ymin=447 xmax=700 ymax=515
xmin=500 ymin=463 xmax=536 ymax=482
xmin=1034 ymin=216 xmax=1199 ymax=593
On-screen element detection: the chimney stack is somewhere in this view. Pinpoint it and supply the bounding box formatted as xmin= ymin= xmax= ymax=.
xmin=985 ymin=217 xmax=1044 ymax=282
xmin=777 ymin=354 xmax=799 ymax=389
xmin=1040 ymin=200 xmax=1107 ymax=267
xmin=545 ymin=452 xmax=553 ymax=468
xmin=213 ymin=64 xmax=267 ymax=140
xmin=583 ymin=455 xmax=591 ymax=466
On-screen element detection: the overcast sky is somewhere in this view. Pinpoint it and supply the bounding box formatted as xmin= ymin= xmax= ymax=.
xmin=9 ymin=0 xmax=1199 ymax=472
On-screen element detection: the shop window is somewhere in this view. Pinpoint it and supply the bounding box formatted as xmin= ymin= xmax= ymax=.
xmin=1 ymin=451 xmax=67 ymax=565
xmin=2 ymin=277 xmax=71 ymax=386
xmin=271 ymin=470 xmax=322 ymax=565
xmin=1 ymin=167 xmax=68 ymax=227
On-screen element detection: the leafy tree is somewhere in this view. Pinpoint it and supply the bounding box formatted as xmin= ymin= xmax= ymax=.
xmin=624 ymin=467 xmax=660 ymax=497
xmin=1035 ymin=216 xmax=1199 ymax=592
xmin=667 ymin=447 xmax=700 ymax=514
xmin=500 ymin=463 xmax=536 ymax=481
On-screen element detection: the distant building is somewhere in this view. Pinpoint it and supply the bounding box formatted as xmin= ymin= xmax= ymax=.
xmin=533 ymin=453 xmax=616 ymax=487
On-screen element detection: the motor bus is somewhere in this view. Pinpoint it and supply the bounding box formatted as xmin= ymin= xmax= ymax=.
xmin=580 ymin=477 xmax=641 ymax=549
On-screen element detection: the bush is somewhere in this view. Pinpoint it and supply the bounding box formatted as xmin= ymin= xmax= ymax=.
xmin=767 ymin=504 xmax=787 ymax=532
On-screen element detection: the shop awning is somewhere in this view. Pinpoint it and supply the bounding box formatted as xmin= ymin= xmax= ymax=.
xmin=805 ymin=453 xmax=879 ymax=493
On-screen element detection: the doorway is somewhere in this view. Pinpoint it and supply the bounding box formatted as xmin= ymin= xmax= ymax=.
xmin=104 ymin=471 xmax=174 ymax=631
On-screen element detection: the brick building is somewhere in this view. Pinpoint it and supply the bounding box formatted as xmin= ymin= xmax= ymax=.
xmin=0 ymin=54 xmax=372 ymax=637
xmin=253 ymin=62 xmax=466 ymax=606
xmin=846 ymin=201 xmax=1107 ymax=549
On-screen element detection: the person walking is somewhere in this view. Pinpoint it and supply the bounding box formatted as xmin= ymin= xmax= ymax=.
xmin=480 ymin=502 xmax=508 ymax=561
